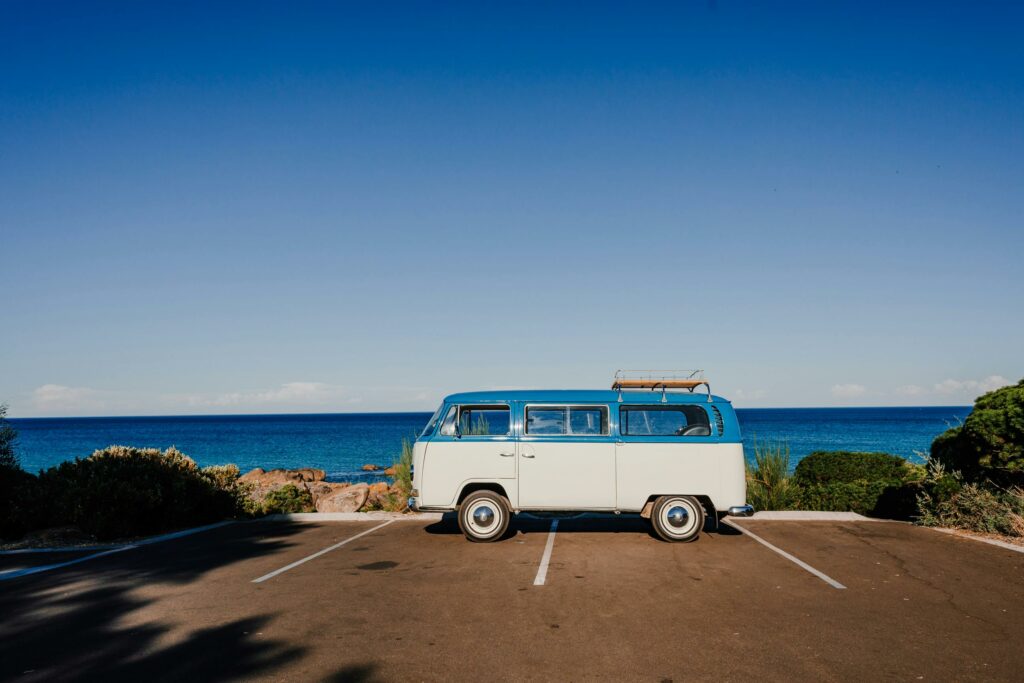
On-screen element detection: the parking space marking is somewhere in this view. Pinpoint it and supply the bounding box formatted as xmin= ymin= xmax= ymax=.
xmin=724 ymin=520 xmax=847 ymax=590
xmin=0 ymin=521 xmax=234 ymax=582
xmin=533 ymin=520 xmax=559 ymax=586
xmin=252 ymin=520 xmax=395 ymax=583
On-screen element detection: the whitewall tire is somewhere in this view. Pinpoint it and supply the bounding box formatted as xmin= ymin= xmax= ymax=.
xmin=458 ymin=490 xmax=511 ymax=543
xmin=651 ymin=495 xmax=704 ymax=543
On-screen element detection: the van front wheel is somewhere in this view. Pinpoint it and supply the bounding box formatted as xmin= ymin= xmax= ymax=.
xmin=651 ymin=495 xmax=703 ymax=543
xmin=458 ymin=490 xmax=511 ymax=542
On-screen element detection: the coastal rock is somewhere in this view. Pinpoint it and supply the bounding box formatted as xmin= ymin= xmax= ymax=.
xmin=293 ymin=468 xmax=326 ymax=482
xmin=316 ymin=483 xmax=369 ymax=513
xmin=366 ymin=481 xmax=391 ymax=509
xmin=307 ymin=481 xmax=350 ymax=505
xmin=239 ymin=467 xmax=326 ymax=504
xmin=383 ymin=466 xmax=397 ymax=477
xmin=361 ymin=464 xmax=381 ymax=472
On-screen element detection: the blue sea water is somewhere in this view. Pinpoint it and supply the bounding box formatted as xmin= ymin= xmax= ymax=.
xmin=8 ymin=406 xmax=970 ymax=480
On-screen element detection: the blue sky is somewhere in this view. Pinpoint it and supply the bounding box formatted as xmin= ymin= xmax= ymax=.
xmin=2 ymin=1 xmax=1021 ymax=416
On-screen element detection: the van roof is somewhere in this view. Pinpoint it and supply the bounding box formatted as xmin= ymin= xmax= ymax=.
xmin=442 ymin=389 xmax=730 ymax=405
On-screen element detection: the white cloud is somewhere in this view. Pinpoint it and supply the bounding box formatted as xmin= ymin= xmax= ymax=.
xmin=933 ymin=375 xmax=1010 ymax=397
xmin=733 ymin=388 xmax=767 ymax=402
xmin=895 ymin=384 xmax=927 ymax=397
xmin=831 ymin=383 xmax=867 ymax=399
xmin=31 ymin=384 xmax=102 ymax=412
xmin=183 ymin=382 xmax=349 ymax=408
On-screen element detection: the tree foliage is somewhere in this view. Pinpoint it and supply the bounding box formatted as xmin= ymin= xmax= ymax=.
xmin=931 ymin=379 xmax=1024 ymax=480
xmin=0 ymin=403 xmax=18 ymax=471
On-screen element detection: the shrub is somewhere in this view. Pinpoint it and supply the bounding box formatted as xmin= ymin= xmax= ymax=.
xmin=391 ymin=438 xmax=414 ymax=499
xmin=790 ymin=450 xmax=923 ymax=518
xmin=0 ymin=403 xmax=17 ymax=471
xmin=0 ymin=404 xmax=34 ymax=539
xmin=0 ymin=465 xmax=37 ymax=540
xmin=35 ymin=446 xmax=243 ymax=540
xmin=793 ymin=450 xmax=915 ymax=485
xmin=918 ymin=482 xmax=1024 ymax=536
xmin=931 ymin=379 xmax=1024 ymax=481
xmin=745 ymin=440 xmax=800 ymax=511
xmin=201 ymin=463 xmax=241 ymax=490
xmin=261 ymin=484 xmax=314 ymax=514
xmin=797 ymin=481 xmax=895 ymax=515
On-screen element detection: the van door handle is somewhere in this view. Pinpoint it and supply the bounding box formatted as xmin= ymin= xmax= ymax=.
xmin=499 ymin=452 xmax=515 ymax=457
xmin=521 ymin=453 xmax=535 ymax=458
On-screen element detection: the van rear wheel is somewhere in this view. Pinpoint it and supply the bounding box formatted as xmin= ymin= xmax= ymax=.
xmin=651 ymin=495 xmax=703 ymax=543
xmin=458 ymin=490 xmax=511 ymax=542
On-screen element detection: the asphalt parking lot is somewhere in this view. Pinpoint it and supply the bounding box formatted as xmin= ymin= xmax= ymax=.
xmin=2 ymin=515 xmax=1023 ymax=682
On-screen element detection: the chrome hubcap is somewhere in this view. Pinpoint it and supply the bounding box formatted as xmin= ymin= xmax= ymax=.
xmin=473 ymin=505 xmax=495 ymax=528
xmin=666 ymin=505 xmax=689 ymax=528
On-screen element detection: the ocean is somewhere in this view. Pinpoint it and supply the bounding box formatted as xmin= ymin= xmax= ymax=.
xmin=8 ymin=406 xmax=969 ymax=481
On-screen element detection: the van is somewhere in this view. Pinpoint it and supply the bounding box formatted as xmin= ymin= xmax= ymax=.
xmin=408 ymin=372 xmax=753 ymax=542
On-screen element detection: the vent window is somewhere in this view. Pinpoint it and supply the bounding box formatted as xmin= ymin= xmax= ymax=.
xmin=710 ymin=405 xmax=725 ymax=436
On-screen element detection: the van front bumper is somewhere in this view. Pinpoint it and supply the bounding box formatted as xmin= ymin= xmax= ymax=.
xmin=726 ymin=505 xmax=755 ymax=517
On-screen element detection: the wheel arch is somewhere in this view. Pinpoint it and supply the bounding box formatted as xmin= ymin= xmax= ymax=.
xmin=640 ymin=494 xmax=716 ymax=522
xmin=457 ymin=482 xmax=510 ymax=505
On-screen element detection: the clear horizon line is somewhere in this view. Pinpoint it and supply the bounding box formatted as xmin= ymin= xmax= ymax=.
xmin=6 ymin=404 xmax=974 ymax=420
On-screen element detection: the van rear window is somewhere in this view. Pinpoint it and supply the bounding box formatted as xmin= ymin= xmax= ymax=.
xmin=620 ymin=406 xmax=711 ymax=437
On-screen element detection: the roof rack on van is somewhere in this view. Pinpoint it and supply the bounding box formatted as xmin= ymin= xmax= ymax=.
xmin=612 ymin=370 xmax=713 ymax=403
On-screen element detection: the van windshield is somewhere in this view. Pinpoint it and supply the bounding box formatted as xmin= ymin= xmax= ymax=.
xmin=420 ymin=404 xmax=445 ymax=438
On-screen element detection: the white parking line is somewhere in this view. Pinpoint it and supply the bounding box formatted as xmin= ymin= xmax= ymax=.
xmin=724 ymin=520 xmax=846 ymax=590
xmin=252 ymin=520 xmax=395 ymax=583
xmin=0 ymin=521 xmax=234 ymax=582
xmin=533 ymin=520 xmax=559 ymax=586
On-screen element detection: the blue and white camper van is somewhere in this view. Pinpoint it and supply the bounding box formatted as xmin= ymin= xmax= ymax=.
xmin=409 ymin=371 xmax=753 ymax=542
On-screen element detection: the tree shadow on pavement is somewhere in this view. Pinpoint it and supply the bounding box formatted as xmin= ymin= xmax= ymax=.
xmin=0 ymin=521 xmax=309 ymax=682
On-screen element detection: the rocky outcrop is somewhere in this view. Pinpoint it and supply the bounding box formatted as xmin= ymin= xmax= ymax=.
xmin=238 ymin=467 xmax=327 ymax=503
xmin=306 ymin=481 xmax=350 ymax=507
xmin=366 ymin=482 xmax=392 ymax=508
xmin=316 ymin=483 xmax=369 ymax=513
xmin=238 ymin=466 xmax=407 ymax=513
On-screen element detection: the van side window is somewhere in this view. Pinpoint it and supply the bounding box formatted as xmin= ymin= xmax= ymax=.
xmin=438 ymin=405 xmax=458 ymax=436
xmin=526 ymin=405 xmax=609 ymax=435
xmin=458 ymin=405 xmax=510 ymax=436
xmin=527 ymin=407 xmax=566 ymax=434
xmin=620 ymin=406 xmax=711 ymax=437
xmin=569 ymin=407 xmax=608 ymax=435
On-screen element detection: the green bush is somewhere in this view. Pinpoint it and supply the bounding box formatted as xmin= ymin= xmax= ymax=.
xmin=261 ymin=484 xmax=314 ymax=514
xmin=201 ymin=463 xmax=241 ymax=489
xmin=0 ymin=403 xmax=17 ymax=471
xmin=789 ymin=450 xmax=923 ymax=518
xmin=0 ymin=403 xmax=33 ymax=539
xmin=793 ymin=450 xmax=915 ymax=485
xmin=35 ymin=446 xmax=243 ymax=540
xmin=391 ymin=438 xmax=414 ymax=500
xmin=0 ymin=465 xmax=37 ymax=540
xmin=931 ymin=379 xmax=1024 ymax=480
xmin=745 ymin=440 xmax=800 ymax=511
xmin=796 ymin=480 xmax=894 ymax=515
